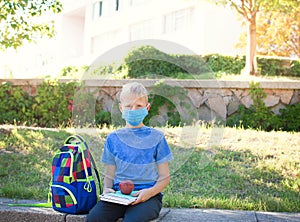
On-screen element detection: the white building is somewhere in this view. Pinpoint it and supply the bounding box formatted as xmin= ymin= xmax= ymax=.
xmin=0 ymin=0 xmax=244 ymax=78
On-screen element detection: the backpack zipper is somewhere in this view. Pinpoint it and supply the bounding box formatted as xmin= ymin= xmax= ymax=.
xmin=51 ymin=184 xmax=77 ymax=205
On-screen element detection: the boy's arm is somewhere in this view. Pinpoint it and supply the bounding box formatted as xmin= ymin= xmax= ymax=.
xmin=132 ymin=162 xmax=170 ymax=204
xmin=103 ymin=164 xmax=116 ymax=194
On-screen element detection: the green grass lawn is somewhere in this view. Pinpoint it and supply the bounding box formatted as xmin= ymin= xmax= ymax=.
xmin=0 ymin=125 xmax=299 ymax=212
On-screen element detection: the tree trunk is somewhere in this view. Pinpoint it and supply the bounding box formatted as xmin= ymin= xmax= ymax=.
xmin=244 ymin=13 xmax=258 ymax=75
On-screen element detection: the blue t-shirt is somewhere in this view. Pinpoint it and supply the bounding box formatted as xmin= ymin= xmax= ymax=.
xmin=102 ymin=126 xmax=173 ymax=190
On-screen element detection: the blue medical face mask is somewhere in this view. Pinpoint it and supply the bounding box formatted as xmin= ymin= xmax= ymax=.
xmin=122 ymin=107 xmax=148 ymax=126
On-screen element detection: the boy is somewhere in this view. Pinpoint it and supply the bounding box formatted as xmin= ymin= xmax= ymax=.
xmin=87 ymin=82 xmax=173 ymax=222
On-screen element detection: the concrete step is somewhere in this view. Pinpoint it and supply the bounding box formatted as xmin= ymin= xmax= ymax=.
xmin=1 ymin=198 xmax=300 ymax=222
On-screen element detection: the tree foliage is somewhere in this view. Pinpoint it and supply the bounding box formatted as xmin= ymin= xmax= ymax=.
xmin=256 ymin=9 xmax=300 ymax=58
xmin=236 ymin=5 xmax=300 ymax=58
xmin=0 ymin=0 xmax=63 ymax=50
xmin=212 ymin=0 xmax=300 ymax=74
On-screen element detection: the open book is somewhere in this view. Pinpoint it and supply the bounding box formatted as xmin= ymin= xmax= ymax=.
xmin=100 ymin=191 xmax=138 ymax=205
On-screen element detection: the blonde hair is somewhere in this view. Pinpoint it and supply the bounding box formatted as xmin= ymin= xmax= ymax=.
xmin=119 ymin=82 xmax=148 ymax=103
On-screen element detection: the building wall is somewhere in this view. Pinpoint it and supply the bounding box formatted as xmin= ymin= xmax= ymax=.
xmin=0 ymin=0 xmax=244 ymax=78
xmin=62 ymin=0 xmax=243 ymax=63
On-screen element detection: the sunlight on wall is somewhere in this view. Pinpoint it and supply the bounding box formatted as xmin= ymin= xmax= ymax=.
xmin=0 ymin=0 xmax=244 ymax=79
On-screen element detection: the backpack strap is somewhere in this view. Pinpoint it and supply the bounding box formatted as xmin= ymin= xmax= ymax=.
xmin=90 ymin=152 xmax=103 ymax=194
xmin=67 ymin=134 xmax=102 ymax=195
xmin=64 ymin=134 xmax=85 ymax=145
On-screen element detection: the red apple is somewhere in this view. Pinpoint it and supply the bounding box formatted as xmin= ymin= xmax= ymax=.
xmin=119 ymin=180 xmax=134 ymax=195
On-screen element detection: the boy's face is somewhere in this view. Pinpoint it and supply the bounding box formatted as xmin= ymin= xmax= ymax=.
xmin=119 ymin=95 xmax=150 ymax=112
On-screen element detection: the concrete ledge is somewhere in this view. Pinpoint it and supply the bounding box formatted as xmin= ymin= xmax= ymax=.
xmin=1 ymin=78 xmax=300 ymax=89
xmin=1 ymin=198 xmax=300 ymax=222
xmin=0 ymin=198 xmax=169 ymax=222
xmin=255 ymin=211 xmax=300 ymax=222
xmin=0 ymin=205 xmax=65 ymax=222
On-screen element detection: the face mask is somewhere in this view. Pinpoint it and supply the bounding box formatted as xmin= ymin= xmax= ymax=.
xmin=122 ymin=107 xmax=148 ymax=126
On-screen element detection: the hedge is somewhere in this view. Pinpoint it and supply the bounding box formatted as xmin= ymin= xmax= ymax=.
xmin=121 ymin=46 xmax=300 ymax=78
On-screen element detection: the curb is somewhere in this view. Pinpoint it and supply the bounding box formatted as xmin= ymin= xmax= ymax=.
xmin=1 ymin=198 xmax=300 ymax=222
xmin=0 ymin=198 xmax=169 ymax=222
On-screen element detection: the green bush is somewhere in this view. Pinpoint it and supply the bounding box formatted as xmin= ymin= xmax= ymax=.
xmin=258 ymin=58 xmax=286 ymax=76
xmin=122 ymin=46 xmax=299 ymax=77
xmin=289 ymin=60 xmax=300 ymax=77
xmin=258 ymin=58 xmax=300 ymax=77
xmin=0 ymin=82 xmax=34 ymax=125
xmin=226 ymin=82 xmax=299 ymax=132
xmin=123 ymin=46 xmax=211 ymax=78
xmin=204 ymin=54 xmax=245 ymax=74
xmin=0 ymin=80 xmax=111 ymax=128
xmin=58 ymin=46 xmax=299 ymax=78
xmin=95 ymin=110 xmax=111 ymax=126
xmin=279 ymin=103 xmax=300 ymax=131
xmin=144 ymin=82 xmax=197 ymax=127
xmin=33 ymin=79 xmax=76 ymax=127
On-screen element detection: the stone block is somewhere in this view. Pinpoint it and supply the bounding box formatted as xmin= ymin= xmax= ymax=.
xmin=188 ymin=89 xmax=206 ymax=108
xmin=0 ymin=205 xmax=65 ymax=222
xmin=275 ymin=89 xmax=294 ymax=104
xmin=221 ymin=89 xmax=233 ymax=96
xmin=240 ymin=95 xmax=253 ymax=108
xmin=227 ymin=96 xmax=241 ymax=116
xmin=223 ymin=96 xmax=231 ymax=106
xmin=233 ymin=89 xmax=244 ymax=99
xmin=205 ymin=95 xmax=226 ymax=120
xmin=290 ymin=90 xmax=300 ymax=105
xmin=198 ymin=105 xmax=217 ymax=122
xmin=66 ymin=214 xmax=87 ymax=222
xmin=264 ymin=89 xmax=274 ymax=95
xmin=264 ymin=94 xmax=280 ymax=107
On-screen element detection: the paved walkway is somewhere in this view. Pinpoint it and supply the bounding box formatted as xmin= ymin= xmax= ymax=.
xmin=1 ymin=198 xmax=300 ymax=222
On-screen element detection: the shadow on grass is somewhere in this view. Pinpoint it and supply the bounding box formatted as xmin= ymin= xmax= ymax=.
xmin=164 ymin=146 xmax=300 ymax=212
xmin=0 ymin=128 xmax=72 ymax=200
xmin=1 ymin=128 xmax=299 ymax=212
xmin=0 ymin=128 xmax=107 ymax=200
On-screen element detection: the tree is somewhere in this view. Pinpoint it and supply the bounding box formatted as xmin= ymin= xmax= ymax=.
xmin=256 ymin=9 xmax=300 ymax=58
xmin=212 ymin=0 xmax=300 ymax=75
xmin=236 ymin=6 xmax=300 ymax=58
xmin=0 ymin=0 xmax=63 ymax=50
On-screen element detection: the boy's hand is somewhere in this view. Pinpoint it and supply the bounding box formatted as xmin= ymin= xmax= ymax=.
xmin=131 ymin=188 xmax=152 ymax=205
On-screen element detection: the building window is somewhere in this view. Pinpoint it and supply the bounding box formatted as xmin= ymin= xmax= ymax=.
xmin=164 ymin=8 xmax=194 ymax=33
xmin=116 ymin=0 xmax=119 ymax=11
xmin=99 ymin=1 xmax=103 ymax=16
xmin=93 ymin=1 xmax=102 ymax=18
xmin=93 ymin=0 xmax=120 ymax=19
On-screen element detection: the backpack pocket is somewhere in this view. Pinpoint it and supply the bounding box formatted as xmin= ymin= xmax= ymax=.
xmin=51 ymin=182 xmax=78 ymax=214
xmin=76 ymin=180 xmax=97 ymax=213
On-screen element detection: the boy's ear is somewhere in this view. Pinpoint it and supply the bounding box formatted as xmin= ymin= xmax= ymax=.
xmin=146 ymin=103 xmax=151 ymax=111
xmin=119 ymin=103 xmax=123 ymax=112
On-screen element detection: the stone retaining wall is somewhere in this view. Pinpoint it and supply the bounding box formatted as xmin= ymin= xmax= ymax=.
xmin=1 ymin=79 xmax=299 ymax=122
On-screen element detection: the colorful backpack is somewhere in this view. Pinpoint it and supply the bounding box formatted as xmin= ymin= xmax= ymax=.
xmin=50 ymin=134 xmax=102 ymax=214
